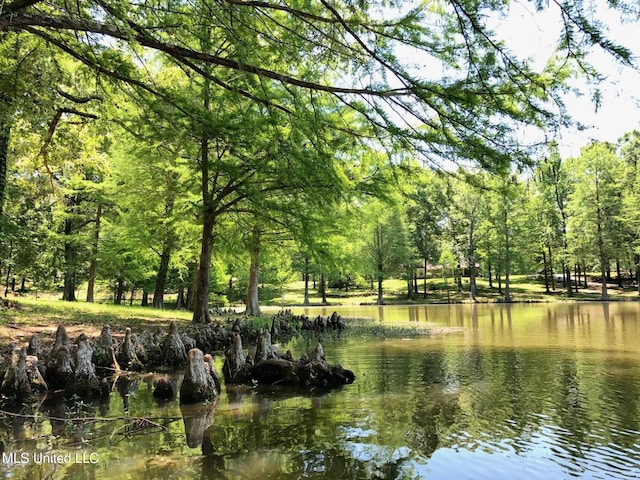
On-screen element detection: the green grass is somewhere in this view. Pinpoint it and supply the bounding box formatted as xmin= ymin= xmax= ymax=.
xmin=260 ymin=274 xmax=639 ymax=306
xmin=0 ymin=297 xmax=193 ymax=336
xmin=0 ymin=273 xmax=636 ymax=344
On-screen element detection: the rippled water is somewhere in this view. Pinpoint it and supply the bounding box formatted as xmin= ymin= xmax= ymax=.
xmin=1 ymin=302 xmax=640 ymax=479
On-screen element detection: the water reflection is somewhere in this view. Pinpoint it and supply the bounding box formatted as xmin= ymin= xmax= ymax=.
xmin=1 ymin=303 xmax=640 ymax=479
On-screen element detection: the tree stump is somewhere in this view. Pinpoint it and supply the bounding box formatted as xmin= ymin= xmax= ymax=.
xmin=92 ymin=325 xmax=118 ymax=370
xmin=203 ymin=353 xmax=221 ymax=395
xmin=46 ymin=344 xmax=73 ymax=390
xmin=222 ymin=334 xmax=249 ymax=384
xmin=254 ymin=329 xmax=277 ymax=364
xmin=66 ymin=334 xmax=101 ymax=398
xmin=47 ymin=324 xmax=73 ymax=372
xmin=1 ymin=348 xmax=47 ymax=401
xmin=180 ymin=348 xmax=217 ymax=404
xmin=164 ymin=321 xmax=187 ymax=367
xmin=118 ymin=327 xmax=144 ymax=371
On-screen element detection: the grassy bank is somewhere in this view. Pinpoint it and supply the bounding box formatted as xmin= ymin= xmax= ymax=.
xmin=259 ymin=275 xmax=640 ymax=306
xmin=0 ymin=274 xmax=636 ymax=344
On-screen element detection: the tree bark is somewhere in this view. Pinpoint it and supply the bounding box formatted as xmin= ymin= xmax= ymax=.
xmin=62 ymin=196 xmax=77 ymax=301
xmin=0 ymin=120 xmax=10 ymax=219
xmin=423 ymin=258 xmax=428 ymax=298
xmin=114 ymin=277 xmax=125 ymax=305
xmin=547 ymin=241 xmax=555 ymax=290
xmin=192 ymin=214 xmax=214 ymax=322
xmin=303 ymin=255 xmax=310 ymax=306
xmin=153 ymin=243 xmax=171 ymax=309
xmin=595 ymin=178 xmax=609 ymax=300
xmin=468 ymin=220 xmax=477 ymax=302
xmin=543 ymin=249 xmax=550 ymax=293
xmin=320 ymin=274 xmax=327 ymax=304
xmin=86 ymin=204 xmax=102 ymax=303
xmin=245 ymin=223 xmax=262 ymax=316
xmin=635 ymin=254 xmax=640 ymax=296
xmin=375 ymin=225 xmax=384 ymax=305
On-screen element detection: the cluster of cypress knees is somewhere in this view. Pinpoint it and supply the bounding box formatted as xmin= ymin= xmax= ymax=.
xmin=0 ymin=311 xmax=355 ymax=405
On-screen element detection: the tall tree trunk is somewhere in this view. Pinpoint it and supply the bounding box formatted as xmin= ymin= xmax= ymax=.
xmin=423 ymin=257 xmax=428 ymax=298
xmin=595 ymin=183 xmax=609 ymax=300
xmin=153 ymin=244 xmax=171 ymax=309
xmin=320 ymin=274 xmax=327 ymax=304
xmin=543 ymin=249 xmax=550 ymax=293
xmin=548 ymin=241 xmax=555 ymax=290
xmin=375 ymin=224 xmax=384 ymax=305
xmin=176 ymin=285 xmax=186 ymax=310
xmin=245 ymin=224 xmax=262 ymax=316
xmin=488 ymin=261 xmax=493 ymax=288
xmin=468 ymin=223 xmax=477 ymax=302
xmin=141 ymin=287 xmax=149 ymax=307
xmin=407 ymin=269 xmax=414 ymax=300
xmin=62 ymin=206 xmax=76 ymax=302
xmin=192 ymin=20 xmax=215 ymax=323
xmin=0 ymin=121 xmax=10 ymax=219
xmin=115 ymin=278 xmax=125 ymax=305
xmin=192 ymin=214 xmax=214 ymax=323
xmin=86 ymin=204 xmax=102 ymax=303
xmin=3 ymin=243 xmax=12 ymax=297
xmin=376 ymin=274 xmax=384 ymax=305
xmin=616 ymin=259 xmax=623 ymax=288
xmin=636 ymin=254 xmax=640 ymax=296
xmin=302 ymin=256 xmax=310 ymax=306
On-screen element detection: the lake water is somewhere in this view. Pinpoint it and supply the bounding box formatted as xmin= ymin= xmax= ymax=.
xmin=1 ymin=302 xmax=640 ymax=479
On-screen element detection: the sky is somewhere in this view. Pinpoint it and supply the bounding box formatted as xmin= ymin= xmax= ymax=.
xmin=492 ymin=0 xmax=640 ymax=158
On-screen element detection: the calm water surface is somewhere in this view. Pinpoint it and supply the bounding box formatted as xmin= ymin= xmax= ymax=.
xmin=1 ymin=302 xmax=640 ymax=479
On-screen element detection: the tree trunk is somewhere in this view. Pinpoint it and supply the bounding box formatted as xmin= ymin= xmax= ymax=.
xmin=86 ymin=204 xmax=102 ymax=303
xmin=320 ymin=274 xmax=327 ymax=304
xmin=245 ymin=224 xmax=262 ymax=316
xmin=62 ymin=207 xmax=76 ymax=302
xmin=375 ymin=224 xmax=384 ymax=305
xmin=115 ymin=277 xmax=125 ymax=305
xmin=548 ymin=241 xmax=555 ymax=290
xmin=176 ymin=286 xmax=186 ymax=310
xmin=0 ymin=119 xmax=10 ymax=219
xmin=468 ymin=222 xmax=477 ymax=302
xmin=595 ymin=184 xmax=609 ymax=300
xmin=303 ymin=256 xmax=310 ymax=306
xmin=192 ymin=215 xmax=214 ymax=323
xmin=407 ymin=269 xmax=414 ymax=300
xmin=153 ymin=244 xmax=171 ymax=309
xmin=141 ymin=287 xmax=149 ymax=307
xmin=3 ymin=244 xmax=12 ymax=298
xmin=488 ymin=261 xmax=493 ymax=288
xmin=543 ymin=249 xmax=550 ymax=293
xmin=423 ymin=258 xmax=428 ymax=298
xmin=636 ymin=254 xmax=640 ymax=296
xmin=616 ymin=259 xmax=623 ymax=288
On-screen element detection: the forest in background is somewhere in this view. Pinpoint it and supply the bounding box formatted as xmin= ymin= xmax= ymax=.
xmin=1 ymin=0 xmax=639 ymax=319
